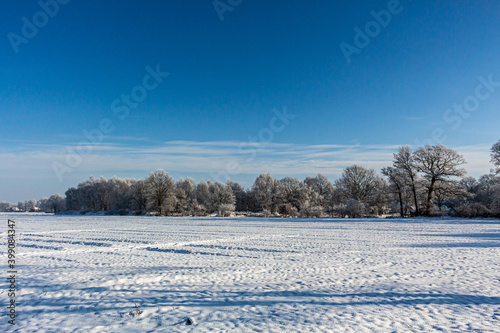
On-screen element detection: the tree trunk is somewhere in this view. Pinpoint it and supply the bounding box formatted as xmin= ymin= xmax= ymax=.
xmin=398 ymin=191 xmax=404 ymax=217
xmin=425 ymin=178 xmax=436 ymax=215
xmin=410 ymin=175 xmax=419 ymax=216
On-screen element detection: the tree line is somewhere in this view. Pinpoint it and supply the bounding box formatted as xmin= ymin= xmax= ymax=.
xmin=2 ymin=141 xmax=500 ymax=218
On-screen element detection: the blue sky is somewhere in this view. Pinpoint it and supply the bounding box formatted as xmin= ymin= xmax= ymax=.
xmin=1 ymin=0 xmax=499 ymax=202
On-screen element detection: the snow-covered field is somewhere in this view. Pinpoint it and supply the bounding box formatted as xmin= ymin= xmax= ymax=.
xmin=2 ymin=213 xmax=499 ymax=332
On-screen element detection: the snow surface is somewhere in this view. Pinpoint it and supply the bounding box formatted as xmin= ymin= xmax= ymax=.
xmin=2 ymin=213 xmax=499 ymax=332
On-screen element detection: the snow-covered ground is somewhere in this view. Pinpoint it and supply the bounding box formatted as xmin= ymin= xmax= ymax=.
xmin=2 ymin=213 xmax=499 ymax=332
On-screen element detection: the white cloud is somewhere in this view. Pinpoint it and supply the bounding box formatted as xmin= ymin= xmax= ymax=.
xmin=0 ymin=140 xmax=492 ymax=177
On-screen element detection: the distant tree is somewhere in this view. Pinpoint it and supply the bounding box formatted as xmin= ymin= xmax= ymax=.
xmin=242 ymin=188 xmax=259 ymax=212
xmin=413 ymin=144 xmax=467 ymax=215
xmin=195 ymin=181 xmax=212 ymax=212
xmin=0 ymin=202 xmax=14 ymax=212
xmin=366 ymin=177 xmax=389 ymax=216
xmin=280 ymin=177 xmax=305 ymax=210
xmin=41 ymin=194 xmax=65 ymax=213
xmin=459 ymin=177 xmax=479 ymax=194
xmin=175 ymin=178 xmax=196 ymax=215
xmin=174 ymin=186 xmax=188 ymax=214
xmin=146 ymin=170 xmax=174 ymax=215
xmin=129 ymin=180 xmax=148 ymax=211
xmin=218 ymin=203 xmax=235 ymax=217
xmin=304 ymin=174 xmax=334 ymax=209
xmin=226 ymin=180 xmax=246 ymax=212
xmin=393 ymin=146 xmax=421 ymax=215
xmin=107 ymin=177 xmax=134 ymax=210
xmin=344 ymin=198 xmax=366 ymax=218
xmin=450 ymin=176 xmax=496 ymax=217
xmin=75 ymin=177 xmax=99 ymax=211
xmin=335 ymin=165 xmax=380 ymax=203
xmin=24 ymin=199 xmax=37 ymax=212
xmin=209 ymin=182 xmax=235 ymax=215
xmin=94 ymin=177 xmax=111 ymax=211
xmin=432 ymin=181 xmax=469 ymax=212
xmin=382 ymin=166 xmax=407 ymax=217
xmin=491 ymin=140 xmax=500 ymax=174
xmin=251 ymin=174 xmax=282 ymax=213
xmin=64 ymin=187 xmax=80 ymax=211
xmin=474 ymin=174 xmax=500 ymax=212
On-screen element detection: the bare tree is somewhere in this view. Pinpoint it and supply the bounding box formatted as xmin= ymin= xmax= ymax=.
xmin=146 ymin=170 xmax=174 ymax=215
xmin=413 ymin=144 xmax=467 ymax=215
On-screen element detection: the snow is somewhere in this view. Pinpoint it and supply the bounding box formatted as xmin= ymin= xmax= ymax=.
xmin=2 ymin=213 xmax=499 ymax=332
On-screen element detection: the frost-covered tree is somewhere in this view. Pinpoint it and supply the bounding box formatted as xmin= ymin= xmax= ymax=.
xmin=226 ymin=180 xmax=246 ymax=212
xmin=209 ymin=182 xmax=235 ymax=215
xmin=433 ymin=181 xmax=469 ymax=212
xmin=64 ymin=187 xmax=79 ymax=211
xmin=280 ymin=177 xmax=306 ymax=210
xmin=195 ymin=180 xmax=212 ymax=213
xmin=413 ymin=144 xmax=467 ymax=215
xmin=474 ymin=174 xmax=500 ymax=211
xmin=24 ymin=199 xmax=37 ymax=212
xmin=193 ymin=181 xmax=235 ymax=214
xmin=459 ymin=177 xmax=479 ymax=193
xmin=40 ymin=194 xmax=65 ymax=213
xmin=393 ymin=145 xmax=421 ymax=215
xmin=0 ymin=202 xmax=14 ymax=212
xmin=175 ymin=178 xmax=196 ymax=215
xmin=251 ymin=174 xmax=282 ymax=213
xmin=344 ymin=198 xmax=366 ymax=218
xmin=454 ymin=174 xmax=500 ymax=217
xmin=366 ymin=177 xmax=389 ymax=216
xmin=491 ymin=140 xmax=500 ymax=174
xmin=129 ymin=179 xmax=148 ymax=211
xmin=335 ymin=165 xmax=380 ymax=203
xmin=146 ymin=170 xmax=174 ymax=215
xmin=107 ymin=177 xmax=134 ymax=210
xmin=304 ymin=174 xmax=334 ymax=209
xmin=382 ymin=166 xmax=408 ymax=217
xmin=75 ymin=177 xmax=99 ymax=211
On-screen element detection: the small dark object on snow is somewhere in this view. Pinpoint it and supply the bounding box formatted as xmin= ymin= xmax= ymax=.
xmin=186 ymin=317 xmax=194 ymax=325
xmin=129 ymin=302 xmax=143 ymax=317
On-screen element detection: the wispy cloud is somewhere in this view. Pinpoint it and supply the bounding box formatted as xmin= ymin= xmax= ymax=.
xmin=0 ymin=140 xmax=493 ymax=182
